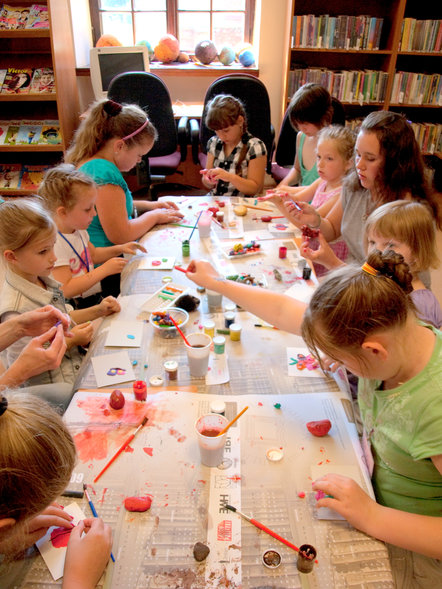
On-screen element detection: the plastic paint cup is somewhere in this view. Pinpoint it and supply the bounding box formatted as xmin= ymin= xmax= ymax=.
xmin=279 ymin=246 xmax=287 ymax=259
xmin=206 ymin=289 xmax=223 ymax=311
xmin=229 ymin=323 xmax=242 ymax=341
xmin=195 ymin=413 xmax=229 ymax=466
xmin=164 ymin=360 xmax=178 ymax=381
xmin=184 ymin=332 xmax=212 ymax=377
xmin=197 ymin=211 xmax=212 ymax=238
xmin=203 ymin=320 xmax=215 ymax=338
xmin=224 ymin=311 xmax=235 ymax=328
xmin=213 ymin=335 xmax=226 ymax=354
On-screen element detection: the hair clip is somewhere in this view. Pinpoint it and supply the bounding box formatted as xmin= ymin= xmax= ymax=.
xmin=0 ymin=396 xmax=8 ymax=416
xmin=104 ymin=100 xmax=123 ymax=117
xmin=361 ymin=262 xmax=379 ymax=277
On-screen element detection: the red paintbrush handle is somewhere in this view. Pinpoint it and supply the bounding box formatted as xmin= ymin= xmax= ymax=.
xmin=93 ymin=433 xmax=135 ymax=483
xmin=250 ymin=518 xmax=299 ymax=552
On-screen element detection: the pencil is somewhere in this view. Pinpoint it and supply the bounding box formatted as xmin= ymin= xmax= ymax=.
xmin=83 ymin=484 xmax=115 ymax=562
xmin=93 ymin=415 xmax=148 ymax=483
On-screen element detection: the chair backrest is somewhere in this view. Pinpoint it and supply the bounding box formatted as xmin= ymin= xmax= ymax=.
xmin=107 ymin=71 xmax=177 ymax=158
xmin=274 ymin=96 xmax=346 ymax=167
xmin=200 ymin=74 xmax=274 ymax=170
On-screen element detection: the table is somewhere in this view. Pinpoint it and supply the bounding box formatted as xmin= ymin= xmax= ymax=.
xmin=16 ymin=196 xmax=394 ymax=589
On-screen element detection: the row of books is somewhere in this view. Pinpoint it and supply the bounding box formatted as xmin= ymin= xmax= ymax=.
xmin=399 ymin=19 xmax=442 ymax=53
xmin=291 ymin=14 xmax=384 ymax=50
xmin=0 ymin=3 xmax=48 ymax=30
xmin=391 ymin=72 xmax=442 ymax=106
xmin=0 ymin=163 xmax=49 ymax=190
xmin=0 ymin=120 xmax=61 ymax=146
xmin=289 ymin=68 xmax=388 ymax=105
xmin=0 ymin=67 xmax=54 ymax=94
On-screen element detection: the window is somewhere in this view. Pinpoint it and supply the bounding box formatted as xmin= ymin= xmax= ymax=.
xmin=89 ymin=0 xmax=256 ymax=54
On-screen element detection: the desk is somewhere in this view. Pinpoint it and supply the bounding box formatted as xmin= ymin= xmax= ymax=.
xmin=18 ymin=196 xmax=394 ymax=588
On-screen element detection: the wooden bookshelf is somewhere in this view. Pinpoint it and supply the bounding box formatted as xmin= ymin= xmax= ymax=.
xmin=285 ymin=0 xmax=441 ymax=155
xmin=0 ymin=0 xmax=80 ymax=195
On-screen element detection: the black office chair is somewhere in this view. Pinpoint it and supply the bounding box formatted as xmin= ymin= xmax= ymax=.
xmin=191 ymin=73 xmax=275 ymax=174
xmin=271 ymin=96 xmax=346 ymax=184
xmin=107 ymin=71 xmax=189 ymax=194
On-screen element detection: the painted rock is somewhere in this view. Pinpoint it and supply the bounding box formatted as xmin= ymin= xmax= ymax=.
xmin=306 ymin=419 xmax=332 ymax=437
xmin=109 ymin=389 xmax=125 ymax=410
xmin=124 ymin=496 xmax=152 ymax=512
xmin=193 ymin=541 xmax=210 ymax=561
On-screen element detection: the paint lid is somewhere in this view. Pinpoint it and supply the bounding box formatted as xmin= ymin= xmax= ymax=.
xmin=197 ymin=286 xmax=206 ymax=293
xmin=229 ymin=323 xmax=242 ymax=332
xmin=162 ymin=276 xmax=173 ymax=283
xmin=210 ymin=400 xmax=226 ymax=415
xmin=163 ymin=360 xmax=178 ymax=373
xmin=266 ymin=447 xmax=284 ymax=462
xmin=224 ymin=302 xmax=236 ymax=313
xmin=262 ymin=549 xmax=282 ymax=569
xmin=203 ymin=319 xmax=215 ymax=329
xmin=149 ymin=375 xmax=164 ymax=387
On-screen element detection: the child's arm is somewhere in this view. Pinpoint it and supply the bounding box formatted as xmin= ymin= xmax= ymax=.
xmin=313 ymin=469 xmax=442 ymax=559
xmin=276 ymin=133 xmax=302 ymax=188
xmin=200 ymin=153 xmax=219 ymax=191
xmin=89 ymin=240 xmax=146 ymax=264
xmin=203 ymin=155 xmax=267 ymax=196
xmin=283 ymin=197 xmax=343 ymax=242
xmin=301 ymin=231 xmax=346 ymax=270
xmin=132 ymin=199 xmax=179 ymax=213
xmin=95 ymin=184 xmax=184 ymax=244
xmin=186 ymin=259 xmax=306 ymax=334
xmin=70 ymin=296 xmax=121 ymax=325
xmin=52 ymin=260 xmax=127 ymax=299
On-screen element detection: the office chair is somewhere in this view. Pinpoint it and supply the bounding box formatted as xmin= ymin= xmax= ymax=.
xmin=271 ymin=96 xmax=346 ymax=184
xmin=191 ymin=73 xmax=275 ymax=174
xmin=107 ymin=71 xmax=189 ymax=195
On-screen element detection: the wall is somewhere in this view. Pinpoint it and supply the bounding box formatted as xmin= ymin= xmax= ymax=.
xmin=71 ymin=0 xmax=292 ymax=136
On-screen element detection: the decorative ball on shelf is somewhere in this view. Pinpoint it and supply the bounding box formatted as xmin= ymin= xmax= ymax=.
xmin=178 ymin=51 xmax=190 ymax=63
xmin=136 ymin=39 xmax=154 ymax=61
xmin=238 ymin=48 xmax=255 ymax=67
xmin=195 ymin=40 xmax=218 ymax=65
xmin=235 ymin=42 xmax=253 ymax=58
xmin=154 ymin=34 xmax=180 ymax=63
xmin=96 ymin=34 xmax=122 ymax=47
xmin=218 ymin=45 xmax=235 ymax=66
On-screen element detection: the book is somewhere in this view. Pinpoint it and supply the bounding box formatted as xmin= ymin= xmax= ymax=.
xmin=30 ymin=67 xmax=55 ymax=94
xmin=0 ymin=67 xmax=33 ymax=94
xmin=39 ymin=120 xmax=62 ymax=145
xmin=19 ymin=164 xmax=51 ymax=191
xmin=25 ymin=3 xmax=49 ymax=29
xmin=3 ymin=121 xmax=20 ymax=145
xmin=0 ymin=69 xmax=7 ymax=92
xmin=0 ymin=4 xmax=32 ymax=30
xmin=0 ymin=120 xmax=11 ymax=145
xmin=0 ymin=164 xmax=21 ymax=190
xmin=15 ymin=121 xmax=42 ymax=145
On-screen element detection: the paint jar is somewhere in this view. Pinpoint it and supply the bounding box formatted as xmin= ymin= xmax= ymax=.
xmin=302 ymin=266 xmax=312 ymax=280
xmin=133 ymin=380 xmax=147 ymax=401
xmin=262 ymin=549 xmax=281 ymax=569
xmin=210 ymin=400 xmax=226 ymax=415
xmin=279 ymin=246 xmax=287 ymax=259
xmin=182 ymin=239 xmax=190 ymax=257
xmin=224 ymin=312 xmax=235 ymax=329
xmin=216 ymin=210 xmax=224 ymax=223
xmin=149 ymin=375 xmax=164 ymax=387
xmin=164 ymin=360 xmax=178 ymax=381
xmin=195 ymin=413 xmax=229 ymax=467
xmin=297 ymin=544 xmax=317 ymax=573
xmin=229 ymin=323 xmax=242 ymax=341
xmin=203 ymin=320 xmax=215 ymax=338
xmin=206 ymin=289 xmax=223 ymax=311
xmin=197 ymin=286 xmax=206 ymax=294
xmin=213 ymin=336 xmax=226 ymax=355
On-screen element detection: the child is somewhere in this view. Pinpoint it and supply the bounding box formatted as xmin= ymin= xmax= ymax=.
xmin=0 ymin=391 xmax=112 ymax=588
xmin=277 ymin=83 xmax=335 ymax=189
xmin=200 ymin=94 xmax=267 ymax=197
xmin=365 ymin=200 xmax=442 ymax=328
xmin=39 ymin=163 xmax=147 ymax=306
xmin=64 ymin=99 xmax=183 ymax=255
xmin=0 ymin=198 xmax=120 ymax=387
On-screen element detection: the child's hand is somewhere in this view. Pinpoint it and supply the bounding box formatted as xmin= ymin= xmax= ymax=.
xmin=102 ymin=257 xmax=128 ymax=276
xmin=151 ymin=208 xmax=184 ymax=225
xmin=63 ymin=518 xmax=112 ymax=589
xmin=312 ymin=474 xmax=378 ymax=532
xmin=283 ymin=199 xmax=315 ymax=225
xmin=301 ymin=232 xmax=344 ymax=270
xmin=186 ymin=259 xmax=221 ymax=289
xmin=98 ymin=296 xmax=121 ymax=317
xmin=199 ymin=168 xmax=218 ymax=186
xmin=70 ymin=322 xmax=94 ymax=347
xmin=203 ymin=167 xmax=230 ymax=183
xmin=149 ymin=200 xmax=179 ymax=211
xmin=119 ymin=242 xmax=147 ymax=256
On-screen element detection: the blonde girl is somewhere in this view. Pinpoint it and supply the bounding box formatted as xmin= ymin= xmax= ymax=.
xmin=0 ymin=392 xmax=111 ymax=587
xmin=0 ymin=198 xmax=120 ymax=387
xmin=39 ymin=163 xmax=146 ymax=305
xmin=200 ymin=94 xmax=267 ymax=197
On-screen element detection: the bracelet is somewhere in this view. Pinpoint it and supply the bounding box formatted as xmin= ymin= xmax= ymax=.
xmin=307 ymin=211 xmax=321 ymax=230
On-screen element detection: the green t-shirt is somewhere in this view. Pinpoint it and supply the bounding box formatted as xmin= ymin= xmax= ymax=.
xmin=358 ymin=325 xmax=442 ymax=515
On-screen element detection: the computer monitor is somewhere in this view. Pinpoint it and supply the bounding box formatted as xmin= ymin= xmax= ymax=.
xmin=89 ymin=45 xmax=150 ymax=99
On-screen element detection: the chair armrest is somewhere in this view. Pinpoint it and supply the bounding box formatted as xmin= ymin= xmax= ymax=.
xmin=177 ymin=116 xmax=189 ymax=162
xmin=189 ymin=118 xmax=200 ymax=165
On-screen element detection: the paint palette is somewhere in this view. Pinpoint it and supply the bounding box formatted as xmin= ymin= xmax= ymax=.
xmin=141 ymin=282 xmax=188 ymax=313
xmin=223 ymin=241 xmax=264 ymax=259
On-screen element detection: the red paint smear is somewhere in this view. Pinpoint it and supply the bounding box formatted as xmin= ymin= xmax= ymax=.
xmin=169 ymin=428 xmax=186 ymax=443
xmin=228 ymin=475 xmax=241 ymax=482
xmin=50 ymin=526 xmax=72 ymax=548
xmin=197 ymin=479 xmax=206 ymax=484
xmin=258 ymin=402 xmax=263 ymax=406
xmin=74 ymin=427 xmax=132 ymax=464
xmin=76 ymin=396 xmax=176 ymax=426
xmin=124 ymin=445 xmax=134 ymax=453
xmin=143 ymin=447 xmax=153 ymax=456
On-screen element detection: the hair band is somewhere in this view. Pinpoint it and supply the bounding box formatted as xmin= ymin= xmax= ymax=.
xmin=122 ymin=119 xmax=149 ymax=142
xmin=361 ymin=262 xmax=379 ymax=277
xmin=103 ymin=100 xmax=123 ymax=117
xmin=0 ymin=396 xmax=8 ymax=416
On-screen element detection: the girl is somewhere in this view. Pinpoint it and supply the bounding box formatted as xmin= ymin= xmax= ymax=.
xmin=277 ymin=83 xmax=335 ymax=188
xmin=0 ymin=198 xmax=120 ymax=387
xmin=184 ymin=254 xmax=442 ymax=584
xmin=0 ymin=392 xmax=112 ymax=588
xmin=64 ymin=99 xmax=183 ymax=250
xmin=39 ymin=163 xmax=147 ymax=305
xmin=200 ymin=94 xmax=267 ymax=197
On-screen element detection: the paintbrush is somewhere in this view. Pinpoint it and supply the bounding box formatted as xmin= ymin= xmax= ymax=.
xmin=254 ymin=323 xmax=279 ymax=330
xmin=168 ymin=315 xmax=191 ymax=347
xmin=93 ymin=415 xmax=148 ymax=483
xmin=188 ymin=210 xmax=202 ymax=241
xmin=217 ymin=406 xmax=249 ymax=436
xmin=83 ymin=484 xmax=115 ymax=562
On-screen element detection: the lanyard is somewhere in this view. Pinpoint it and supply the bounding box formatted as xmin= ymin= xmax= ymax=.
xmin=58 ymin=231 xmax=90 ymax=272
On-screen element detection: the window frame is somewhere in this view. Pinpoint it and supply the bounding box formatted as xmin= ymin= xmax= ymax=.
xmin=88 ymin=0 xmax=256 ymax=50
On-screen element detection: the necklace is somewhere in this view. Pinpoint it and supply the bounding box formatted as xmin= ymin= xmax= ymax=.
xmin=57 ymin=231 xmax=90 ymax=272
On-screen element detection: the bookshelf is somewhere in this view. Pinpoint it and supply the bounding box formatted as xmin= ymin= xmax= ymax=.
xmin=0 ymin=0 xmax=80 ymax=195
xmin=285 ymin=0 xmax=441 ymax=155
